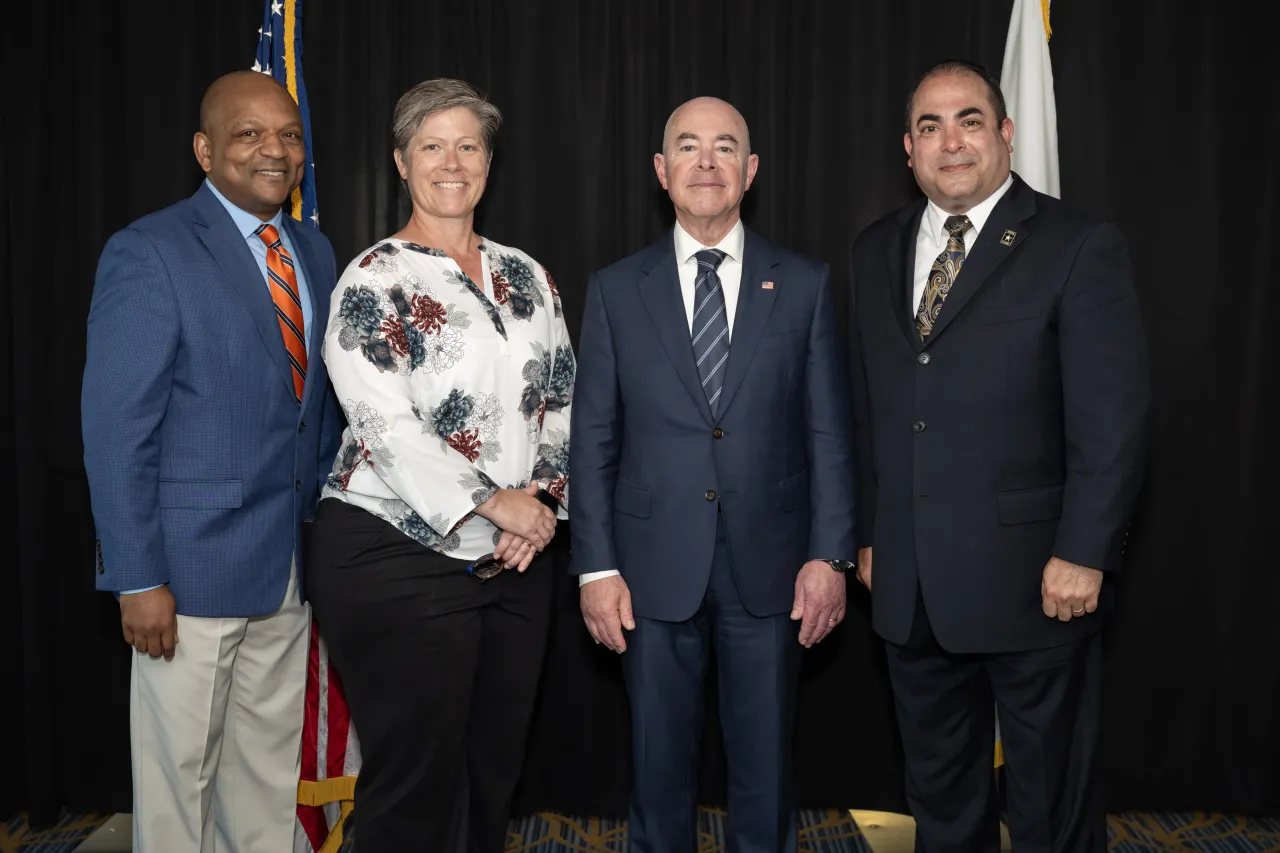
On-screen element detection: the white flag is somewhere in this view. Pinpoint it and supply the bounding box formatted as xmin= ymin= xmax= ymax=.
xmin=1001 ymin=0 xmax=1060 ymax=198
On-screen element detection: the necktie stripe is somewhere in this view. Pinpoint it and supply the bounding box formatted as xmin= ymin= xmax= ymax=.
xmin=692 ymin=303 xmax=726 ymax=345
xmin=256 ymin=223 xmax=307 ymax=402
xmin=701 ymin=351 xmax=729 ymax=385
xmin=275 ymin=304 xmax=306 ymax=343
xmin=697 ymin=328 xmax=729 ymax=364
xmin=268 ymin=269 xmax=305 ymax=311
xmin=693 ymin=289 xmax=717 ymax=319
xmin=690 ymin=248 xmax=729 ymax=415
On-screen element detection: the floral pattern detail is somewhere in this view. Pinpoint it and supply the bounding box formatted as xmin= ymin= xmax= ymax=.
xmin=458 ymin=470 xmax=501 ymax=507
xmin=533 ymin=428 xmax=570 ymax=503
xmin=326 ymin=401 xmax=395 ymax=491
xmin=519 ymin=342 xmax=577 ymax=438
xmin=446 ymin=270 xmax=506 ymax=340
xmin=322 ymin=236 xmax=573 ymax=559
xmin=543 ymin=267 xmax=563 ymax=318
xmin=357 ymin=242 xmax=401 ymax=275
xmin=489 ymin=252 xmax=545 ymax=322
xmin=428 ymin=389 xmax=504 ymax=467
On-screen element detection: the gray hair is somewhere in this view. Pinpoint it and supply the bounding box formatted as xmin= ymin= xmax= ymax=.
xmin=392 ymin=78 xmax=502 ymax=158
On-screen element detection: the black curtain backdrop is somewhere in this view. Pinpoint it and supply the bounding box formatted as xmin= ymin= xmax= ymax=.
xmin=2 ymin=0 xmax=1275 ymax=827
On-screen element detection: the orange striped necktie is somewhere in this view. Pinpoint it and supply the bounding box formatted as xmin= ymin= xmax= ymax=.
xmin=254 ymin=223 xmax=307 ymax=402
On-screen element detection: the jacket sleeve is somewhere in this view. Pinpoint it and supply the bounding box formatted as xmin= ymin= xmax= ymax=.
xmin=1052 ymin=223 xmax=1152 ymax=571
xmin=804 ymin=264 xmax=858 ymax=560
xmin=82 ymin=228 xmax=179 ymax=592
xmin=567 ymin=273 xmax=622 ymax=575
xmin=846 ymin=240 xmax=877 ymax=549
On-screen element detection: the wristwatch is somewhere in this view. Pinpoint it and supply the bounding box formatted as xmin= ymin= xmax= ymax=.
xmin=822 ymin=559 xmax=855 ymax=573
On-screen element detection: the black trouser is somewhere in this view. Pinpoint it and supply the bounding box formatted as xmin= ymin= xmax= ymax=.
xmin=306 ymin=498 xmax=554 ymax=853
xmin=884 ymin=593 xmax=1104 ymax=853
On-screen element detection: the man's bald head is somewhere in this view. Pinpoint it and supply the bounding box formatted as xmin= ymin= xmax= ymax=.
xmin=199 ymin=70 xmax=298 ymax=135
xmin=662 ymin=97 xmax=752 ymax=157
xmin=193 ymin=70 xmax=307 ymax=221
xmin=654 ymin=96 xmax=758 ymax=244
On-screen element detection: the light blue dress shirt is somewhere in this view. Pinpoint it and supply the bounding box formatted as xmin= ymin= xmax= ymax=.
xmin=122 ymin=181 xmax=313 ymax=596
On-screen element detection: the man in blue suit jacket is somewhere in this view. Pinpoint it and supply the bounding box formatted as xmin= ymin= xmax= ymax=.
xmin=570 ymin=97 xmax=857 ymax=853
xmin=82 ymin=71 xmax=341 ymax=853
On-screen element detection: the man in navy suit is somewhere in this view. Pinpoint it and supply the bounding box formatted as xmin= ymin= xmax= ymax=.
xmin=848 ymin=61 xmax=1150 ymax=851
xmin=570 ymin=97 xmax=857 ymax=852
xmin=82 ymin=71 xmax=341 ymax=852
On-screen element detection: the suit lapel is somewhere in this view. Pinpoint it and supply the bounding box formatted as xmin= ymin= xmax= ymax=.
xmin=716 ymin=229 xmax=779 ymax=420
xmin=924 ymin=176 xmax=1038 ymax=345
xmin=191 ymin=185 xmax=296 ymax=400
xmin=891 ymin=202 xmax=927 ymax=354
xmin=281 ymin=216 xmax=328 ymax=410
xmin=637 ymin=239 xmax=714 ymax=426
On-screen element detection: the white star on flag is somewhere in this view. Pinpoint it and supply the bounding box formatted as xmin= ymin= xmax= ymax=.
xmin=272 ymin=0 xmax=284 ymax=15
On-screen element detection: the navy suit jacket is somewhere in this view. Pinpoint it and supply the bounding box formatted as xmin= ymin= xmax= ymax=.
xmin=848 ymin=175 xmax=1151 ymax=653
xmin=570 ymin=227 xmax=856 ymax=622
xmin=82 ymin=183 xmax=342 ymax=618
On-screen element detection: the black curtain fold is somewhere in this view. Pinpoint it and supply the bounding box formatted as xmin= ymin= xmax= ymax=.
xmin=1 ymin=0 xmax=1274 ymax=826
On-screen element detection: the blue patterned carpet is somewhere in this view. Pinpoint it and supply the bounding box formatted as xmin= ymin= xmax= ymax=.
xmin=4 ymin=808 xmax=1280 ymax=852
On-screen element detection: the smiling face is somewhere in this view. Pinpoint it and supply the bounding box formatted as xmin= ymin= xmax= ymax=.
xmin=654 ymin=97 xmax=758 ymax=233
xmin=393 ymin=106 xmax=490 ymax=223
xmin=904 ymin=71 xmax=1014 ymax=214
xmin=193 ymin=71 xmax=306 ymax=221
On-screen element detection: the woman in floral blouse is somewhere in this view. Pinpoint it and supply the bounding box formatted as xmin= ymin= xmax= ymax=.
xmin=306 ymin=78 xmax=573 ymax=853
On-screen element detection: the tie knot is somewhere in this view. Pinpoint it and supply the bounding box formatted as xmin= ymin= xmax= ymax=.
xmin=255 ymin=223 xmax=282 ymax=247
xmin=943 ymin=215 xmax=971 ymax=237
xmin=696 ymin=248 xmax=727 ymax=270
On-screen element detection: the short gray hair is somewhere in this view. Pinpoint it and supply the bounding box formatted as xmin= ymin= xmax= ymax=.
xmin=392 ymin=78 xmax=502 ymax=158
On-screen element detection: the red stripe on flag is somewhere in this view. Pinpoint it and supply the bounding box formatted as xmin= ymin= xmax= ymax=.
xmin=297 ymin=622 xmax=328 ymax=850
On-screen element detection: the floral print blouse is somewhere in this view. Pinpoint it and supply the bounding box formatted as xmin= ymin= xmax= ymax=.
xmin=321 ymin=236 xmax=573 ymax=561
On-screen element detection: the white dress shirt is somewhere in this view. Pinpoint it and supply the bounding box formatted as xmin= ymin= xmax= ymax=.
xmin=579 ymin=219 xmax=747 ymax=587
xmin=911 ymin=174 xmax=1014 ymax=317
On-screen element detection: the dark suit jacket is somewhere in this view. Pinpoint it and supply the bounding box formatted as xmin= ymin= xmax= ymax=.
xmin=82 ymin=183 xmax=343 ymax=618
xmin=848 ymin=175 xmax=1151 ymax=653
xmin=570 ymin=227 xmax=857 ymax=622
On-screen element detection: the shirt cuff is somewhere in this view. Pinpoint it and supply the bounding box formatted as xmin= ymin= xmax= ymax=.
xmin=578 ymin=570 xmax=620 ymax=587
xmin=120 ymin=584 xmax=163 ymax=595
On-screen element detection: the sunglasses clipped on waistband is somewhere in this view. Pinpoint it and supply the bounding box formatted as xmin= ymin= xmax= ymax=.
xmin=466 ymin=553 xmax=505 ymax=582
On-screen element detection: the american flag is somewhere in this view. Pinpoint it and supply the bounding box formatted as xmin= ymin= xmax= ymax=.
xmin=254 ymin=0 xmax=320 ymax=229
xmin=253 ymin=3 xmax=359 ymax=851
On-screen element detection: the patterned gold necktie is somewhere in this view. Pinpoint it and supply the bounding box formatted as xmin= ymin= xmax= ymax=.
xmin=915 ymin=214 xmax=972 ymax=340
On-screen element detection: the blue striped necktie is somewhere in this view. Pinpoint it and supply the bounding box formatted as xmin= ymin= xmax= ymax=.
xmin=691 ymin=248 xmax=730 ymax=415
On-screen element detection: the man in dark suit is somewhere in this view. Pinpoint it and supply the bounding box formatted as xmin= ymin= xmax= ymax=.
xmin=82 ymin=71 xmax=341 ymax=852
xmin=570 ymin=97 xmax=857 ymax=852
xmin=847 ymin=60 xmax=1151 ymax=852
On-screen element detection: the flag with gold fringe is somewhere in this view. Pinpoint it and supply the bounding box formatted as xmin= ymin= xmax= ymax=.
xmin=1001 ymin=0 xmax=1060 ymax=197
xmin=253 ymin=3 xmax=360 ymax=851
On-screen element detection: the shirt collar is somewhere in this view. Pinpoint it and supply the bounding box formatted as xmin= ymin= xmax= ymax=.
xmin=673 ymin=218 xmax=745 ymax=265
xmin=204 ymin=178 xmax=285 ymax=240
xmin=922 ymin=173 xmax=1014 ymax=242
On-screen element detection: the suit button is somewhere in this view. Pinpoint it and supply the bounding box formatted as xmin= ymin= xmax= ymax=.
xmin=918 ymin=353 xmax=931 ymax=365
xmin=705 ymin=490 xmax=717 ymax=501
xmin=713 ymin=428 xmax=724 ymax=439
xmin=912 ymin=421 xmax=927 ymax=433
xmin=295 ymin=480 xmax=303 ymax=491
xmin=298 ymin=420 xmax=307 ymax=433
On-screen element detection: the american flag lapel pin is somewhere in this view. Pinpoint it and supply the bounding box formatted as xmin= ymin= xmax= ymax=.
xmin=761 ymin=280 xmax=774 ymax=290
